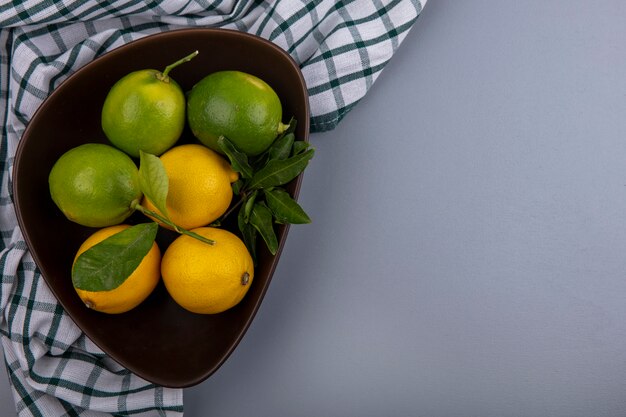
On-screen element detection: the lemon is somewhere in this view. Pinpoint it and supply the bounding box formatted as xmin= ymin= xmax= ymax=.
xmin=187 ymin=70 xmax=286 ymax=156
xmin=161 ymin=227 xmax=254 ymax=314
xmin=101 ymin=52 xmax=198 ymax=157
xmin=48 ymin=143 xmax=142 ymax=228
xmin=141 ymin=144 xmax=238 ymax=230
xmin=72 ymin=225 xmax=161 ymax=314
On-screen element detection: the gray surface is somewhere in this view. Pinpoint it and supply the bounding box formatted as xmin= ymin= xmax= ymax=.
xmin=4 ymin=0 xmax=626 ymax=416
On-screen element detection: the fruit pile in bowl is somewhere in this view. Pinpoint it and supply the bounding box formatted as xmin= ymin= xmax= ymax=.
xmin=12 ymin=28 xmax=310 ymax=387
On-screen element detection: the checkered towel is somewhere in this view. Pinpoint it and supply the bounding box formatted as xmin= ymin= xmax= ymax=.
xmin=0 ymin=0 xmax=426 ymax=415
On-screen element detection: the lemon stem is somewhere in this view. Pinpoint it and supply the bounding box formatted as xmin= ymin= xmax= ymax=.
xmin=133 ymin=203 xmax=215 ymax=246
xmin=158 ymin=50 xmax=199 ymax=82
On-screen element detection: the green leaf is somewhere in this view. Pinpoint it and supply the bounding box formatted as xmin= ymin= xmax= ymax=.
xmin=218 ymin=136 xmax=254 ymax=179
xmin=238 ymin=203 xmax=248 ymax=228
xmin=292 ymin=141 xmax=309 ymax=156
xmin=238 ymin=205 xmax=257 ymax=263
xmin=248 ymin=148 xmax=314 ymax=190
xmin=249 ymin=202 xmax=278 ymax=255
xmin=265 ymin=188 xmax=311 ymax=224
xmin=139 ymin=151 xmax=169 ymax=217
xmin=243 ymin=190 xmax=258 ymax=223
xmin=268 ymin=133 xmax=295 ymax=161
xmin=72 ymin=223 xmax=158 ymax=292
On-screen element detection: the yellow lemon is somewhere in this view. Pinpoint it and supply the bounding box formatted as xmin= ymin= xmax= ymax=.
xmin=161 ymin=227 xmax=254 ymax=314
xmin=142 ymin=144 xmax=239 ymax=230
xmin=72 ymin=225 xmax=161 ymax=314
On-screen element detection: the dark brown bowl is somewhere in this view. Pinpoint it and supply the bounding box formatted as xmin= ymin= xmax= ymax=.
xmin=12 ymin=28 xmax=309 ymax=388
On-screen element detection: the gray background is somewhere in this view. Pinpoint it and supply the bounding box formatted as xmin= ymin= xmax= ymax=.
xmin=4 ymin=0 xmax=626 ymax=416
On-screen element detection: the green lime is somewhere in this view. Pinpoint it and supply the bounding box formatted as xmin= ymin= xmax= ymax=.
xmin=187 ymin=71 xmax=287 ymax=156
xmin=49 ymin=143 xmax=142 ymax=227
xmin=101 ymin=51 xmax=198 ymax=157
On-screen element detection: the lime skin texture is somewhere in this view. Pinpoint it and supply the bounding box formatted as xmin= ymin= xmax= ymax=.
xmin=187 ymin=70 xmax=283 ymax=156
xmin=101 ymin=69 xmax=186 ymax=157
xmin=48 ymin=143 xmax=142 ymax=228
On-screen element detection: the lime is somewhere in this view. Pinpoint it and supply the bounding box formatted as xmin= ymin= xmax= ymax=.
xmin=187 ymin=70 xmax=286 ymax=156
xmin=49 ymin=143 xmax=142 ymax=227
xmin=101 ymin=51 xmax=198 ymax=157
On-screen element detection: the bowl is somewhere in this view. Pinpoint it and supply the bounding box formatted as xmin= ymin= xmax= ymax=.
xmin=12 ymin=28 xmax=310 ymax=388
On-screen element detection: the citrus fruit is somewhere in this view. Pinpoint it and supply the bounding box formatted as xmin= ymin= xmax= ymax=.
xmin=49 ymin=143 xmax=142 ymax=228
xmin=101 ymin=51 xmax=198 ymax=157
xmin=72 ymin=225 xmax=161 ymax=314
xmin=161 ymin=227 xmax=254 ymax=314
xmin=187 ymin=70 xmax=287 ymax=156
xmin=141 ymin=144 xmax=239 ymax=230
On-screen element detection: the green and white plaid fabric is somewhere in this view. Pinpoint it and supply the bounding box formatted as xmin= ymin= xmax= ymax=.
xmin=0 ymin=0 xmax=425 ymax=415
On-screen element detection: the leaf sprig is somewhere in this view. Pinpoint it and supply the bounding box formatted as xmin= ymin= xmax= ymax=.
xmin=218 ymin=118 xmax=314 ymax=259
xmin=72 ymin=120 xmax=313 ymax=295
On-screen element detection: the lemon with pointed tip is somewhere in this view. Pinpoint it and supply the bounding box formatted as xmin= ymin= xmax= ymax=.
xmin=141 ymin=144 xmax=239 ymax=230
xmin=101 ymin=51 xmax=198 ymax=157
xmin=72 ymin=225 xmax=161 ymax=314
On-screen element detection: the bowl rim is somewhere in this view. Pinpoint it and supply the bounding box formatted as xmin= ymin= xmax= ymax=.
xmin=12 ymin=27 xmax=310 ymax=387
